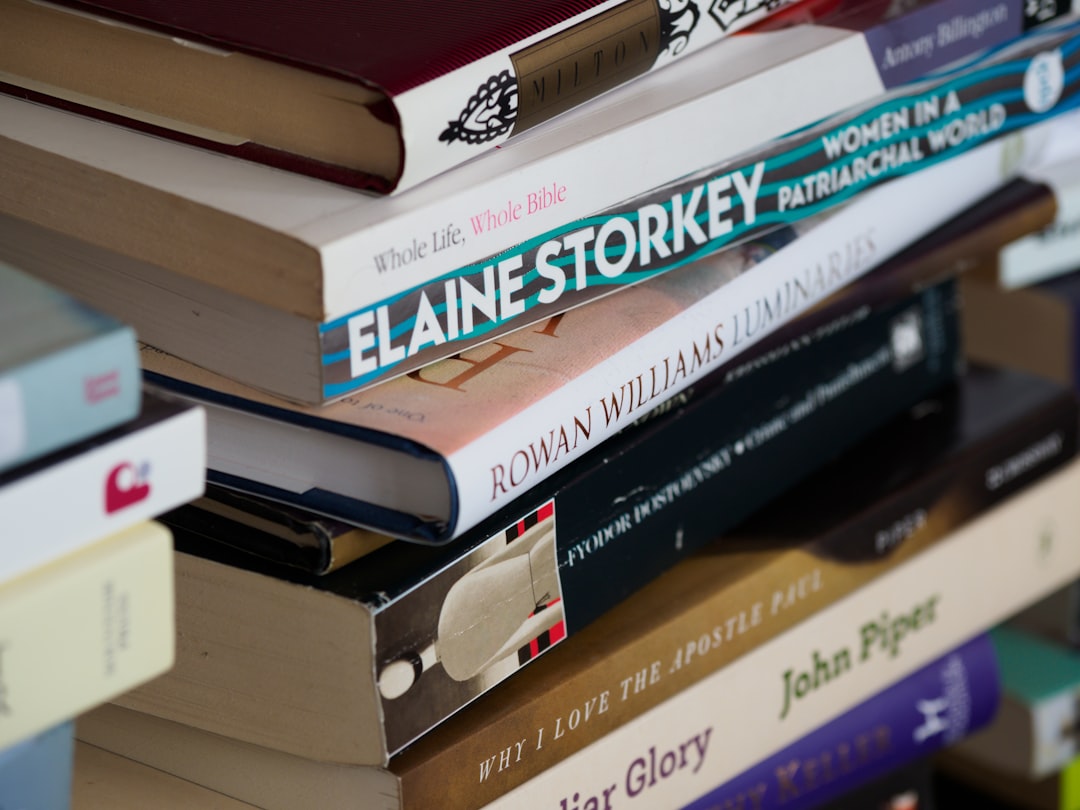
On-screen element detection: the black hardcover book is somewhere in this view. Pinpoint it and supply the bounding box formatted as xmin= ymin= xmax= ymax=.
xmin=162 ymin=483 xmax=394 ymax=575
xmin=733 ymin=363 xmax=1080 ymax=565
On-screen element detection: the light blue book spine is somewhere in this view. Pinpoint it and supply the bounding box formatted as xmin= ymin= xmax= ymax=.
xmin=0 ymin=720 xmax=74 ymax=810
xmin=0 ymin=262 xmax=140 ymax=473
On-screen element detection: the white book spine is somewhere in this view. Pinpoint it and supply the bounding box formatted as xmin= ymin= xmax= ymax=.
xmin=448 ymin=115 xmax=1078 ymax=537
xmin=0 ymin=521 xmax=175 ymax=750
xmin=391 ymin=0 xmax=801 ymax=192
xmin=327 ymin=31 xmax=882 ymax=311
xmin=481 ymin=457 xmax=1080 ymax=810
xmin=0 ymin=405 xmax=206 ymax=584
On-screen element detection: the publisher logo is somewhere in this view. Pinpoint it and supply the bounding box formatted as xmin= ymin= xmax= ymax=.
xmin=105 ymin=461 xmax=151 ymax=514
xmin=889 ymin=308 xmax=925 ymax=372
xmin=1023 ymin=49 xmax=1064 ymax=114
xmin=1023 ymin=0 xmax=1069 ymax=29
xmin=84 ymin=369 xmax=121 ymax=403
xmin=985 ymin=431 xmax=1064 ymax=491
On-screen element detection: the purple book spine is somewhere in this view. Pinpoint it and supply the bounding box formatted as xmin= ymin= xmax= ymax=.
xmin=681 ymin=633 xmax=1000 ymax=810
xmin=862 ymin=0 xmax=1065 ymax=89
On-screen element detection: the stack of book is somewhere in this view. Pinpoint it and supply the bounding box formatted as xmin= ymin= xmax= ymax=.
xmin=0 ymin=264 xmax=206 ymax=808
xmin=2 ymin=0 xmax=1080 ymax=807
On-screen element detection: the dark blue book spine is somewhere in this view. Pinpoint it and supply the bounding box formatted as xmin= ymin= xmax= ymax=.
xmin=680 ymin=633 xmax=1000 ymax=810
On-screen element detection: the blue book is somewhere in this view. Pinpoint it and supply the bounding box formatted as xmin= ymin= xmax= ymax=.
xmin=680 ymin=633 xmax=1001 ymax=810
xmin=0 ymin=261 xmax=140 ymax=473
xmin=0 ymin=720 xmax=74 ymax=810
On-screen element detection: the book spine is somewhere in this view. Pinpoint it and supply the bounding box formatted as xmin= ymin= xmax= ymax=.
xmin=382 ymin=0 xmax=1063 ymax=193
xmin=316 ymin=15 xmax=1080 ymax=399
xmin=393 ymin=383 xmax=1078 ymax=807
xmin=0 ymin=323 xmax=141 ymax=474
xmin=473 ymin=457 xmax=1080 ymax=810
xmin=0 ymin=521 xmax=175 ymax=751
xmin=679 ymin=633 xmax=1001 ymax=810
xmin=392 ymin=0 xmax=804 ymax=192
xmin=0 ymin=403 xmax=205 ymax=584
xmin=449 ymin=115 xmax=1078 ymax=536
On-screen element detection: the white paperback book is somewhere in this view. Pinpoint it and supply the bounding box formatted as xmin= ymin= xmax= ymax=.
xmin=0 ymin=391 xmax=205 ymax=584
xmin=0 ymin=520 xmax=176 ymax=751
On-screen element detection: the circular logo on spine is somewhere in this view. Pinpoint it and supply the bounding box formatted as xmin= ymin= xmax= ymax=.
xmin=1023 ymin=49 xmax=1065 ymax=114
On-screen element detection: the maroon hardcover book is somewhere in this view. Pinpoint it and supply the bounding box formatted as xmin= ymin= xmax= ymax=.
xmin=0 ymin=0 xmax=804 ymax=192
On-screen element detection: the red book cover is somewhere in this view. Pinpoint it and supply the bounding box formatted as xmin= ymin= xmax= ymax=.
xmin=0 ymin=0 xmax=803 ymax=191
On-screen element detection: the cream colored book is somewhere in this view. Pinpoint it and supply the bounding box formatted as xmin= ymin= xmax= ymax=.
xmin=0 ymin=521 xmax=175 ymax=750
